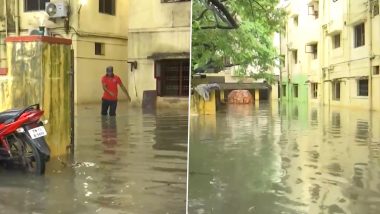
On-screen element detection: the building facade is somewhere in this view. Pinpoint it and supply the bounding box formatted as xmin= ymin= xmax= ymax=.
xmin=0 ymin=0 xmax=128 ymax=105
xmin=126 ymin=0 xmax=191 ymax=108
xmin=280 ymin=0 xmax=380 ymax=111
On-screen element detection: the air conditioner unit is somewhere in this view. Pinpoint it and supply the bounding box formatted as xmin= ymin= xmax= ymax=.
xmin=45 ymin=2 xmax=68 ymax=18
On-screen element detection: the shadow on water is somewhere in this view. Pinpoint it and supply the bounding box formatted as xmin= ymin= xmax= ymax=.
xmin=0 ymin=103 xmax=188 ymax=214
xmin=189 ymin=101 xmax=380 ymax=214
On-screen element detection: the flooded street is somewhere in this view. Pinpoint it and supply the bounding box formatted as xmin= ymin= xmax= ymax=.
xmin=0 ymin=102 xmax=188 ymax=214
xmin=189 ymin=102 xmax=380 ymax=214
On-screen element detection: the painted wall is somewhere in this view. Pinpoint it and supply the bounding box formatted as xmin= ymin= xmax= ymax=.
xmin=281 ymin=74 xmax=309 ymax=103
xmin=1 ymin=38 xmax=72 ymax=157
xmin=127 ymin=0 xmax=191 ymax=106
xmin=73 ymin=36 xmax=128 ymax=104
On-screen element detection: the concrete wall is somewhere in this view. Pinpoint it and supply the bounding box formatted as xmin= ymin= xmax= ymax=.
xmin=127 ymin=0 xmax=191 ymax=106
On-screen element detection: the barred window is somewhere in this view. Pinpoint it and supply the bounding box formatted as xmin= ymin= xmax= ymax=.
xmin=311 ymin=83 xmax=318 ymax=99
xmin=357 ymin=79 xmax=368 ymax=96
xmin=25 ymin=0 xmax=50 ymax=11
xmin=293 ymin=84 xmax=299 ymax=98
xmin=332 ymin=81 xmax=341 ymax=100
xmin=99 ymin=0 xmax=116 ymax=15
xmin=354 ymin=23 xmax=365 ymax=48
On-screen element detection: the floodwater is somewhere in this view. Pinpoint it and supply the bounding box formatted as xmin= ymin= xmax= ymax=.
xmin=0 ymin=102 xmax=188 ymax=214
xmin=188 ymin=102 xmax=380 ymax=214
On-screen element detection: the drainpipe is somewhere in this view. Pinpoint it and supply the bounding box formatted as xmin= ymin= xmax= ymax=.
xmin=368 ymin=0 xmax=373 ymax=111
xmin=347 ymin=0 xmax=352 ymax=105
xmin=15 ymin=0 xmax=20 ymax=35
xmin=1 ymin=0 xmax=7 ymax=70
xmin=4 ymin=0 xmax=7 ymax=37
xmin=321 ymin=25 xmax=326 ymax=107
xmin=279 ymin=33 xmax=282 ymax=102
xmin=320 ymin=0 xmax=326 ymax=107
xmin=286 ymin=22 xmax=291 ymax=103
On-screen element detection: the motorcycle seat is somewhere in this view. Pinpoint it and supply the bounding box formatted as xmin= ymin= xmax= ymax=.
xmin=0 ymin=109 xmax=22 ymax=124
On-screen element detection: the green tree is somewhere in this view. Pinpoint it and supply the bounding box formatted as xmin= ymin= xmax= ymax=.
xmin=192 ymin=0 xmax=286 ymax=78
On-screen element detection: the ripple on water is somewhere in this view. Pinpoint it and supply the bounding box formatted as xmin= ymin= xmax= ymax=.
xmin=189 ymin=103 xmax=380 ymax=214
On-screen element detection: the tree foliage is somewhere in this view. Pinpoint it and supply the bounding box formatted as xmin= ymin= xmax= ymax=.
xmin=192 ymin=0 xmax=286 ymax=75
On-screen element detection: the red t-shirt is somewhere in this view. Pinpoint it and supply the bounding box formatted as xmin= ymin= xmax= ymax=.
xmin=102 ymin=75 xmax=122 ymax=101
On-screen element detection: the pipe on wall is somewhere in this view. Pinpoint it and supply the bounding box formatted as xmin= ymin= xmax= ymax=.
xmin=15 ymin=0 xmax=19 ymax=35
xmin=4 ymin=0 xmax=7 ymax=37
xmin=368 ymin=0 xmax=373 ymax=111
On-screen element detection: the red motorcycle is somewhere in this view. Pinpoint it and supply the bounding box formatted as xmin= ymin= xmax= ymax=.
xmin=0 ymin=104 xmax=50 ymax=175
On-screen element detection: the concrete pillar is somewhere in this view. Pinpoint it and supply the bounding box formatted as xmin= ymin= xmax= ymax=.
xmin=191 ymin=91 xmax=216 ymax=115
xmin=255 ymin=89 xmax=260 ymax=101
xmin=220 ymin=90 xmax=225 ymax=103
xmin=5 ymin=36 xmax=73 ymax=157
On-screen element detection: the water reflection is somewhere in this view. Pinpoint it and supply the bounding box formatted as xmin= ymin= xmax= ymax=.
xmin=0 ymin=103 xmax=188 ymax=214
xmin=189 ymin=102 xmax=380 ymax=214
xmin=101 ymin=116 xmax=117 ymax=155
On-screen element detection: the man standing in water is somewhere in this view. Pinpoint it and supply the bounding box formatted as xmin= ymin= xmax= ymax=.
xmin=101 ymin=66 xmax=131 ymax=116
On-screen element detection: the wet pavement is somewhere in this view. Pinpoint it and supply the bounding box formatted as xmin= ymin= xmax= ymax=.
xmin=0 ymin=102 xmax=188 ymax=214
xmin=188 ymin=102 xmax=380 ymax=214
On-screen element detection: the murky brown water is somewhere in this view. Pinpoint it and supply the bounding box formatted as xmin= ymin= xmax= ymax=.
xmin=188 ymin=102 xmax=380 ymax=214
xmin=0 ymin=103 xmax=188 ymax=214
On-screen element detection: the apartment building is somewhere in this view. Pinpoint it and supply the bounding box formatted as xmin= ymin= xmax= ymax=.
xmin=126 ymin=0 xmax=191 ymax=107
xmin=280 ymin=0 xmax=380 ymax=111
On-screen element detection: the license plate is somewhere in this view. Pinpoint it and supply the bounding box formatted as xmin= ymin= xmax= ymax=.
xmin=28 ymin=126 xmax=47 ymax=139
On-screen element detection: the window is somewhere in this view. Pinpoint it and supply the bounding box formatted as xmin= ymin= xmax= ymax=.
xmin=308 ymin=3 xmax=319 ymax=19
xmin=332 ymin=81 xmax=341 ymax=100
xmin=311 ymin=44 xmax=318 ymax=59
xmin=354 ymin=23 xmax=365 ymax=48
xmin=357 ymin=79 xmax=368 ymax=96
xmin=282 ymin=85 xmax=286 ymax=97
xmin=24 ymin=0 xmax=50 ymax=11
xmin=155 ymin=59 xmax=189 ymax=97
xmin=373 ymin=66 xmax=380 ymax=75
xmin=293 ymin=15 xmax=299 ymax=26
xmin=161 ymin=0 xmax=190 ymax=2
xmin=95 ymin=43 xmax=105 ymax=55
xmin=99 ymin=0 xmax=116 ymax=15
xmin=293 ymin=84 xmax=299 ymax=98
xmin=292 ymin=50 xmax=298 ymax=64
xmin=280 ymin=55 xmax=285 ymax=67
xmin=311 ymin=83 xmax=318 ymax=98
xmin=306 ymin=44 xmax=317 ymax=59
xmin=333 ymin=34 xmax=341 ymax=49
